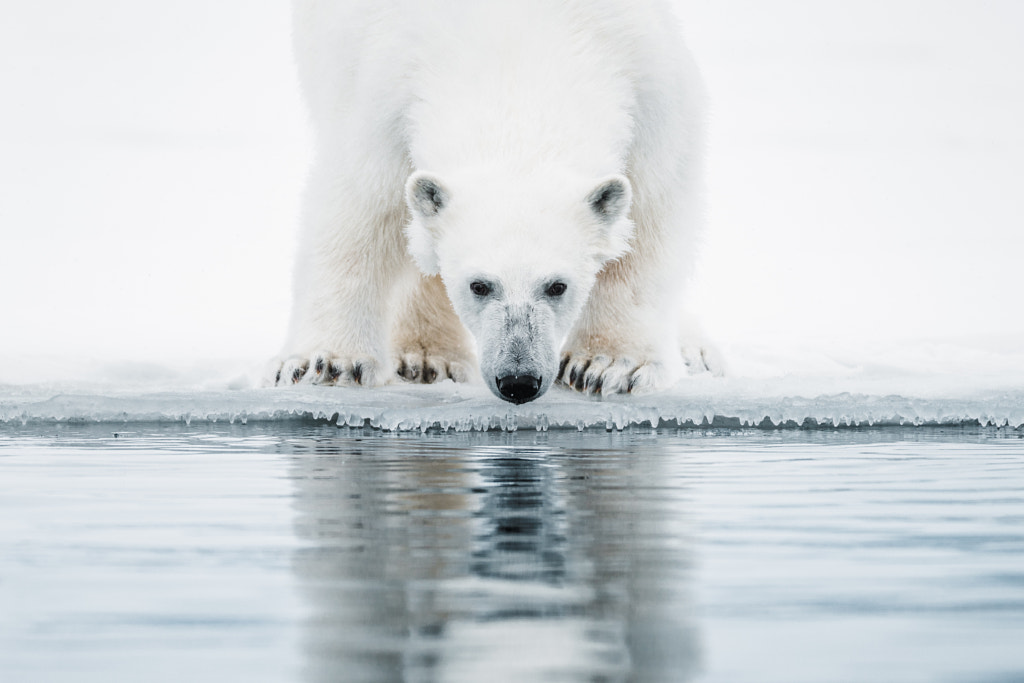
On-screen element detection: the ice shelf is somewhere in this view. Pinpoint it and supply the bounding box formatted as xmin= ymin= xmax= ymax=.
xmin=2 ymin=380 xmax=1022 ymax=431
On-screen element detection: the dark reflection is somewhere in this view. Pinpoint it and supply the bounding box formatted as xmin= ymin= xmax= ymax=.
xmin=288 ymin=431 xmax=699 ymax=682
xmin=471 ymin=456 xmax=566 ymax=584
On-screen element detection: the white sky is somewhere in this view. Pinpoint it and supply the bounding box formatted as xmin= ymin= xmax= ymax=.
xmin=0 ymin=1 xmax=1021 ymax=382
xmin=679 ymin=0 xmax=1024 ymax=351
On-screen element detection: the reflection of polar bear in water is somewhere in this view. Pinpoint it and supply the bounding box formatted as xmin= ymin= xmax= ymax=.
xmin=269 ymin=0 xmax=721 ymax=403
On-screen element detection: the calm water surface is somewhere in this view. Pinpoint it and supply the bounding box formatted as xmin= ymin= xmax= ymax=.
xmin=1 ymin=424 xmax=1022 ymax=682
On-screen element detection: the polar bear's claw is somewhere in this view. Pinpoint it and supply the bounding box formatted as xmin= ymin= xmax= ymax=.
xmin=277 ymin=357 xmax=309 ymax=385
xmin=340 ymin=357 xmax=383 ymax=386
xmin=304 ymin=352 xmax=342 ymax=385
xmin=397 ymin=354 xmax=423 ymax=382
xmin=395 ymin=350 xmax=470 ymax=384
xmin=271 ymin=353 xmax=384 ymax=387
xmin=581 ymin=355 xmax=612 ymax=392
xmin=559 ymin=352 xmax=666 ymax=397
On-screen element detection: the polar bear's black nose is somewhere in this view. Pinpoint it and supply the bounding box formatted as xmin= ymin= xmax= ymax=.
xmin=496 ymin=374 xmax=541 ymax=404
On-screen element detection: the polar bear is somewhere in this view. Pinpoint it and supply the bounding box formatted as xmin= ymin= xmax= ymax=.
xmin=269 ymin=0 xmax=718 ymax=403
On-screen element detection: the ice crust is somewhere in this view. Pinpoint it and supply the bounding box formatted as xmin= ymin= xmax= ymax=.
xmin=2 ymin=381 xmax=1022 ymax=431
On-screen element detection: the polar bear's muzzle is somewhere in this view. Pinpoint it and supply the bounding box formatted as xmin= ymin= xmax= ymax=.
xmin=481 ymin=304 xmax=557 ymax=404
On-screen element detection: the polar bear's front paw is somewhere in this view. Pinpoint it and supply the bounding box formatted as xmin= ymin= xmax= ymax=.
xmin=558 ymin=352 xmax=669 ymax=397
xmin=271 ymin=351 xmax=385 ymax=387
xmin=394 ymin=347 xmax=471 ymax=384
xmin=681 ymin=343 xmax=726 ymax=377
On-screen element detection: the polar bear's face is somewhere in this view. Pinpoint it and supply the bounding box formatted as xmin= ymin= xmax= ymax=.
xmin=405 ymin=170 xmax=634 ymax=403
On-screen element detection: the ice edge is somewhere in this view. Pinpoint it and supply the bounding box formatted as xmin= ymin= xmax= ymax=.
xmin=2 ymin=387 xmax=1022 ymax=431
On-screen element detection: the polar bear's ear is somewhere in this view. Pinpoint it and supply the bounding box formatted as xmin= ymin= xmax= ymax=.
xmin=407 ymin=171 xmax=449 ymax=219
xmin=587 ymin=175 xmax=631 ymax=222
xmin=404 ymin=171 xmax=450 ymax=275
xmin=585 ymin=175 xmax=634 ymax=262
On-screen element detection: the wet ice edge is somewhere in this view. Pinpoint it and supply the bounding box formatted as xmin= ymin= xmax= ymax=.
xmin=2 ymin=380 xmax=1022 ymax=431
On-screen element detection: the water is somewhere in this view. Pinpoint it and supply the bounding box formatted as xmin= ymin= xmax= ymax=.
xmin=1 ymin=424 xmax=1022 ymax=682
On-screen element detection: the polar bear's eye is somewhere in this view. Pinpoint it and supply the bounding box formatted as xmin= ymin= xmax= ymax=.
xmin=470 ymin=281 xmax=492 ymax=297
xmin=546 ymin=282 xmax=567 ymax=297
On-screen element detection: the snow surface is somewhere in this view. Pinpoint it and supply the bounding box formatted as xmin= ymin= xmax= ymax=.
xmin=1 ymin=1 xmax=1022 ymax=430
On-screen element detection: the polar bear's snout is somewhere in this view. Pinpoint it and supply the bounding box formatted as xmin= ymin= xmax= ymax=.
xmin=479 ymin=303 xmax=558 ymax=404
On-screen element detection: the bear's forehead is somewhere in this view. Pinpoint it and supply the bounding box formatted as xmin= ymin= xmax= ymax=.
xmin=443 ymin=237 xmax=582 ymax=282
xmin=444 ymin=165 xmax=594 ymax=208
xmin=448 ymin=220 xmax=587 ymax=261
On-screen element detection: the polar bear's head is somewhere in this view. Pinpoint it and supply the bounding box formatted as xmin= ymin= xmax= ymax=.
xmin=405 ymin=168 xmax=634 ymax=403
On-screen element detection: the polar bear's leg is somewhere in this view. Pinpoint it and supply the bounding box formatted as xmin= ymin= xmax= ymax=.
xmin=270 ymin=153 xmax=410 ymax=387
xmin=559 ymin=251 xmax=683 ymax=396
xmin=390 ymin=272 xmax=477 ymax=384
xmin=559 ymin=166 xmax=716 ymax=395
xmin=557 ymin=51 xmax=721 ymax=396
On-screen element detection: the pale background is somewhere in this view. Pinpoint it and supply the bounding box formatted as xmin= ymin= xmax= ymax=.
xmin=1 ymin=1 xmax=1021 ymax=386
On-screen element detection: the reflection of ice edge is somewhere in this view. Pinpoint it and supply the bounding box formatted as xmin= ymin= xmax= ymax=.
xmin=1 ymin=386 xmax=1023 ymax=430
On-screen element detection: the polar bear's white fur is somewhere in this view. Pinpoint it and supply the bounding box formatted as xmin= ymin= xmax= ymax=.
xmin=270 ymin=0 xmax=717 ymax=403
